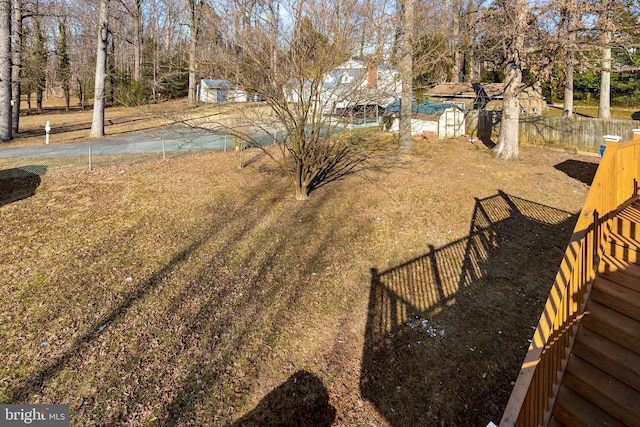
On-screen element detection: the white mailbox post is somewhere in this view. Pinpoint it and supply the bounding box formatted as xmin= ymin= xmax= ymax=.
xmin=45 ymin=121 xmax=51 ymax=145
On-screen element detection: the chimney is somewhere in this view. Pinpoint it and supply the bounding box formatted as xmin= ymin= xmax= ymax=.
xmin=367 ymin=62 xmax=377 ymax=89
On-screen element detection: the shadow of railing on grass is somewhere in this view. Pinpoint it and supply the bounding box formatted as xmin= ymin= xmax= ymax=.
xmin=0 ymin=165 xmax=47 ymax=207
xmin=361 ymin=191 xmax=578 ymax=426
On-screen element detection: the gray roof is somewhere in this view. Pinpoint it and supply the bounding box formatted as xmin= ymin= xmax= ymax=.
xmin=200 ymin=79 xmax=236 ymax=89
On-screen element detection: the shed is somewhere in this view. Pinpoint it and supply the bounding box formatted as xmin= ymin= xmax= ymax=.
xmin=427 ymin=82 xmax=545 ymax=114
xmin=386 ymin=100 xmax=465 ymax=139
xmin=197 ymin=79 xmax=248 ymax=104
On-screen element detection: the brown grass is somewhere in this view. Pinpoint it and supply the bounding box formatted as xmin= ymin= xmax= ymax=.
xmin=544 ymin=103 xmax=639 ymax=120
xmin=0 ymin=100 xmax=599 ymax=426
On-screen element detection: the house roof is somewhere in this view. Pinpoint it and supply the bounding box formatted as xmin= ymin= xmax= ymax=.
xmin=428 ymin=83 xmax=504 ymax=99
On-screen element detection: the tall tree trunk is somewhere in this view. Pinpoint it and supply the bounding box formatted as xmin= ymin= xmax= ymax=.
xmin=563 ymin=57 xmax=574 ymax=117
xmin=494 ymin=0 xmax=526 ymax=160
xmin=77 ymin=76 xmax=85 ymax=111
xmin=0 ymin=0 xmax=12 ymax=142
xmin=398 ymin=0 xmax=414 ymax=154
xmin=464 ymin=0 xmax=475 ymax=81
xmin=133 ymin=0 xmax=143 ymax=81
xmin=187 ymin=0 xmax=199 ymax=104
xmin=563 ymin=7 xmax=575 ymax=118
xmin=90 ymin=0 xmax=109 ymax=138
xmin=450 ymin=3 xmax=460 ymax=83
xmin=598 ymin=41 xmax=611 ymax=119
xmin=11 ymin=0 xmax=20 ymax=134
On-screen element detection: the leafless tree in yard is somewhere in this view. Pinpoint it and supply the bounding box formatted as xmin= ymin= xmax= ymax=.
xmin=11 ymin=0 xmax=21 ymax=133
xmin=493 ymin=0 xmax=527 ymax=160
xmin=398 ymin=0 xmax=413 ymax=154
xmin=180 ymin=0 xmax=393 ymax=200
xmin=90 ymin=0 xmax=109 ymax=137
xmin=187 ymin=0 xmax=205 ymax=104
xmin=0 ymin=0 xmax=11 ymax=141
xmin=117 ymin=0 xmax=144 ymax=82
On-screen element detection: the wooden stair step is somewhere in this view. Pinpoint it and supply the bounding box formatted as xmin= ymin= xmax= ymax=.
xmin=616 ymin=199 xmax=640 ymax=222
xmin=563 ymin=356 xmax=640 ymax=426
xmin=607 ymin=200 xmax=640 ymax=238
xmin=547 ymin=417 xmax=564 ymax=427
xmin=599 ymin=254 xmax=640 ymax=293
xmin=572 ymin=327 xmax=640 ymax=392
xmin=607 ymin=230 xmax=640 ymax=249
xmin=608 ymin=217 xmax=639 ymax=240
xmin=581 ymin=300 xmax=640 ymax=355
xmin=604 ymin=239 xmax=640 ymax=265
xmin=552 ymin=383 xmax=628 ymax=427
xmin=591 ymin=276 xmax=640 ymax=322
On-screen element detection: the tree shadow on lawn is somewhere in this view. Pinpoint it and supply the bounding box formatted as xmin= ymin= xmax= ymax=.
xmin=3 ymin=179 xmax=297 ymax=407
xmin=225 ymin=371 xmax=335 ymax=427
xmin=554 ymin=159 xmax=599 ymax=186
xmin=361 ymin=191 xmax=578 ymax=426
xmin=15 ymin=116 xmax=155 ymax=139
xmin=0 ymin=165 xmax=47 ymax=207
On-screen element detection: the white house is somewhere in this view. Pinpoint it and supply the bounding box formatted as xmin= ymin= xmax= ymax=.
xmin=320 ymin=59 xmax=401 ymax=115
xmin=284 ymin=60 xmax=402 ymax=117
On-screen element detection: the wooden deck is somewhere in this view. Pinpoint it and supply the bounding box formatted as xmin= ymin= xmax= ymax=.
xmin=549 ymin=199 xmax=640 ymax=426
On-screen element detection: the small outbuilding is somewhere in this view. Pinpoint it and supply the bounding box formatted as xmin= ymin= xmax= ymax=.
xmin=197 ymin=79 xmax=248 ymax=104
xmin=385 ymin=100 xmax=466 ymax=139
xmin=427 ymin=82 xmax=545 ymax=114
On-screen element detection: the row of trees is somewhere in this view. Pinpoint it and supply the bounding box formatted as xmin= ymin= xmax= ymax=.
xmin=0 ymin=0 xmax=638 ymax=179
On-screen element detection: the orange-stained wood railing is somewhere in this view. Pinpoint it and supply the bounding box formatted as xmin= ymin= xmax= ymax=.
xmin=499 ymin=130 xmax=640 ymax=427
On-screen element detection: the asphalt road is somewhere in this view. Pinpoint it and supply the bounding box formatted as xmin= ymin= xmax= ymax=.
xmin=0 ymin=126 xmax=273 ymax=159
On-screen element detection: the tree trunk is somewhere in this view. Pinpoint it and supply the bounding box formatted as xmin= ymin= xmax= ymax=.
xmin=133 ymin=0 xmax=142 ymax=81
xmin=563 ymin=61 xmax=573 ymax=118
xmin=398 ymin=0 xmax=414 ymax=154
xmin=11 ymin=0 xmax=21 ymax=134
xmin=450 ymin=5 xmax=460 ymax=83
xmin=0 ymin=0 xmax=12 ymax=142
xmin=293 ymin=156 xmax=309 ymax=200
xmin=77 ymin=77 xmax=85 ymax=111
xmin=90 ymin=0 xmax=109 ymax=138
xmin=187 ymin=0 xmax=199 ymax=104
xmin=598 ymin=43 xmax=611 ymax=119
xmin=495 ymin=66 xmax=520 ymax=159
xmin=494 ymin=0 xmax=526 ymax=160
xmin=464 ymin=0 xmax=475 ymax=81
xmin=563 ymin=9 xmax=575 ymax=118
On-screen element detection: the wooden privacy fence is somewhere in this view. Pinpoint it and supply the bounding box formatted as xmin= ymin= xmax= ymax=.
xmin=466 ymin=110 xmax=640 ymax=153
xmin=499 ymin=131 xmax=640 ymax=426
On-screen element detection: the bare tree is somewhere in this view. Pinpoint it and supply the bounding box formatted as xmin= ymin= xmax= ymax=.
xmin=598 ymin=0 xmax=613 ymax=119
xmin=11 ymin=0 xmax=21 ymax=133
xmin=493 ymin=0 xmax=527 ymax=160
xmin=0 ymin=0 xmax=11 ymax=141
xmin=116 ymin=0 xmax=144 ymax=81
xmin=187 ymin=0 xmax=204 ymax=103
xmin=90 ymin=0 xmax=109 ymax=137
xmin=398 ymin=0 xmax=414 ymax=154
xmin=186 ymin=0 xmax=389 ymax=200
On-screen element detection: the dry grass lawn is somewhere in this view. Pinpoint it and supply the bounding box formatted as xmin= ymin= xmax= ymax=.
xmin=0 ymin=99 xmax=600 ymax=426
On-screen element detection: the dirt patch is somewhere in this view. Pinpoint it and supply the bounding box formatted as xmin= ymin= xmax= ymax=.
xmin=0 ymin=101 xmax=599 ymax=426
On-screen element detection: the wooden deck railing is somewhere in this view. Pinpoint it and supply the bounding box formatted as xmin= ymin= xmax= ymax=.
xmin=499 ymin=130 xmax=640 ymax=427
